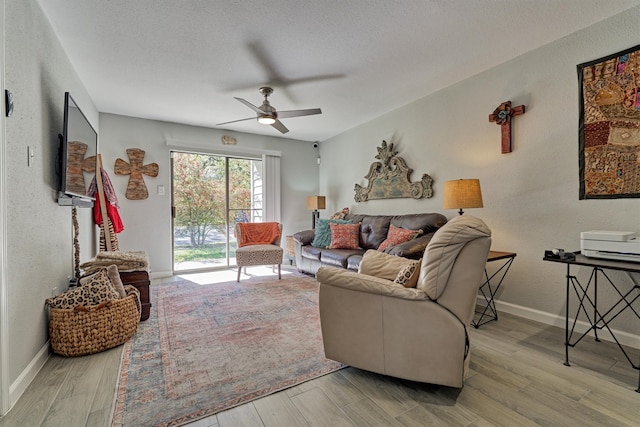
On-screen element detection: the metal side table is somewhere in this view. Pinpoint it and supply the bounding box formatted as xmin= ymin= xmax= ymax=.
xmin=472 ymin=251 xmax=517 ymax=328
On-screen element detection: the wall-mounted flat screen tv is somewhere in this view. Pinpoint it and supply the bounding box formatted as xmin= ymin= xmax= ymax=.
xmin=59 ymin=92 xmax=97 ymax=201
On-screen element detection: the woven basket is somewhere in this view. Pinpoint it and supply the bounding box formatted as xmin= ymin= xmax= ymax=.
xmin=49 ymin=293 xmax=140 ymax=357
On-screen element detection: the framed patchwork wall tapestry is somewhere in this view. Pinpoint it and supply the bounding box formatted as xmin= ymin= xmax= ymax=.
xmin=578 ymin=44 xmax=640 ymax=199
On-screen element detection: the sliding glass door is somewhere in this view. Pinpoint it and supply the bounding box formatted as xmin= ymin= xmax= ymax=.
xmin=171 ymin=151 xmax=262 ymax=272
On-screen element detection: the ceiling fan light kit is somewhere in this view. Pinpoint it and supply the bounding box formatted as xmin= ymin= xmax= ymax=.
xmin=217 ymin=86 xmax=322 ymax=134
xmin=258 ymin=115 xmax=276 ymax=125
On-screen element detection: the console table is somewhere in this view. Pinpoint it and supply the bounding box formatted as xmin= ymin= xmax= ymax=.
xmin=543 ymin=252 xmax=640 ymax=392
xmin=472 ymin=251 xmax=517 ymax=328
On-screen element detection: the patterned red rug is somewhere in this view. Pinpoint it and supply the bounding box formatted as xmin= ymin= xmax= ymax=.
xmin=112 ymin=272 xmax=344 ymax=427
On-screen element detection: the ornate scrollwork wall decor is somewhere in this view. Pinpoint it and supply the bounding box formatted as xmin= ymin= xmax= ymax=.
xmin=354 ymin=140 xmax=434 ymax=202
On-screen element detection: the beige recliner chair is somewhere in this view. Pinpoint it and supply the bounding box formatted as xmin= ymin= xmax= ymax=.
xmin=317 ymin=215 xmax=491 ymax=388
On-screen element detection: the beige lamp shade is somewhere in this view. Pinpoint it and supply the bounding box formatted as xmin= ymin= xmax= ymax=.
xmin=306 ymin=196 xmax=326 ymax=211
xmin=442 ymin=179 xmax=483 ymax=215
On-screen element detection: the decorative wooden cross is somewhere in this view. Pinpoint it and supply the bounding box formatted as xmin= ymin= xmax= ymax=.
xmin=65 ymin=141 xmax=96 ymax=195
xmin=114 ymin=148 xmax=159 ymax=200
xmin=489 ymin=101 xmax=525 ymax=153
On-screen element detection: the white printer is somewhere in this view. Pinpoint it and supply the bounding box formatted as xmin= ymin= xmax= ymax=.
xmin=580 ymin=230 xmax=640 ymax=263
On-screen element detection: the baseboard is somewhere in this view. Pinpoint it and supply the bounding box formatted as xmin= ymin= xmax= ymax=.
xmin=477 ymin=297 xmax=640 ymax=350
xmin=9 ymin=342 xmax=49 ymax=409
xmin=150 ymin=270 xmax=172 ymax=280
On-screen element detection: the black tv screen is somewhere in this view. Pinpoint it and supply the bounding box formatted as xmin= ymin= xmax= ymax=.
xmin=59 ymin=92 xmax=97 ymax=200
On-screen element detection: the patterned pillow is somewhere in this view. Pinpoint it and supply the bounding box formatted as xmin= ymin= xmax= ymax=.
xmin=329 ymin=223 xmax=360 ymax=249
xmin=46 ymin=270 xmax=120 ymax=309
xmin=393 ymin=260 xmax=421 ymax=288
xmin=311 ymin=219 xmax=352 ymax=248
xmin=378 ymin=225 xmax=422 ymax=252
xmin=329 ymin=207 xmax=349 ymax=220
xmin=46 ymin=286 xmax=91 ymax=309
xmin=79 ymin=269 xmax=120 ymax=304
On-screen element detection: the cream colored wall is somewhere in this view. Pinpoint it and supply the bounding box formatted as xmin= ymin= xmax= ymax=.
xmin=320 ymin=7 xmax=640 ymax=338
xmin=4 ymin=0 xmax=97 ymax=401
xmin=98 ymin=113 xmax=320 ymax=277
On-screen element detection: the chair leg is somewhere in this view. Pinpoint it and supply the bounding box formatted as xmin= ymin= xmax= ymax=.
xmin=237 ymin=267 xmax=241 ymax=282
xmin=278 ymin=264 xmax=281 ymax=279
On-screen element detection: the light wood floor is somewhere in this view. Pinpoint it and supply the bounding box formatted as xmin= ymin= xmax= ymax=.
xmin=2 ymin=283 xmax=640 ymax=426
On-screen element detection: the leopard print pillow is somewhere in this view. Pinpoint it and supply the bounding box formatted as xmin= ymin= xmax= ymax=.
xmin=46 ymin=286 xmax=90 ymax=309
xmin=46 ymin=270 xmax=120 ymax=309
xmin=79 ymin=269 xmax=120 ymax=304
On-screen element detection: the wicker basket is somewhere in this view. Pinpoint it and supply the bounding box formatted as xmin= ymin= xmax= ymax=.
xmin=49 ymin=293 xmax=140 ymax=357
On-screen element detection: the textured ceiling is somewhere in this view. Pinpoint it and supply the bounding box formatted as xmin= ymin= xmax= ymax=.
xmin=38 ymin=0 xmax=640 ymax=142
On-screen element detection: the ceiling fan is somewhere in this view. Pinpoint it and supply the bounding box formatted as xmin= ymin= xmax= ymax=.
xmin=217 ymin=87 xmax=322 ymax=134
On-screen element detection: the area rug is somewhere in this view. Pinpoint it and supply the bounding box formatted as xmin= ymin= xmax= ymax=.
xmin=111 ymin=272 xmax=344 ymax=427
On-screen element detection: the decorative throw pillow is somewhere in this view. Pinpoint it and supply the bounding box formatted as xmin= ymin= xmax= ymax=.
xmin=46 ymin=286 xmax=91 ymax=309
xmin=328 ymin=223 xmax=360 ymax=249
xmin=311 ymin=219 xmax=352 ymax=248
xmin=393 ymin=260 xmax=421 ymax=288
xmin=105 ymin=264 xmax=127 ymax=298
xmin=377 ymin=225 xmax=422 ymax=252
xmin=46 ymin=270 xmax=120 ymax=309
xmin=78 ymin=269 xmax=121 ymax=304
xmin=358 ymin=249 xmax=417 ymax=281
xmin=329 ymin=207 xmax=349 ymax=220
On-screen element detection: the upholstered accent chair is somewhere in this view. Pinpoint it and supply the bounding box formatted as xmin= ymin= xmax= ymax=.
xmin=316 ymin=215 xmax=491 ymax=388
xmin=235 ymin=222 xmax=284 ymax=282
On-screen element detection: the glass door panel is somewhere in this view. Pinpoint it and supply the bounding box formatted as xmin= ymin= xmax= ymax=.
xmin=172 ymin=152 xmax=262 ymax=272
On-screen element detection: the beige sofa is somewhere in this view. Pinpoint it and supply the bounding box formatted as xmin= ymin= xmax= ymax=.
xmin=316 ymin=215 xmax=491 ymax=388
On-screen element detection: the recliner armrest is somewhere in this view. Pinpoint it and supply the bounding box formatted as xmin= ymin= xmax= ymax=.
xmin=316 ymin=267 xmax=428 ymax=301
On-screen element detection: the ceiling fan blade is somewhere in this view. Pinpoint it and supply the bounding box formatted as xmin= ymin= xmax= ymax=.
xmin=277 ymin=108 xmax=322 ymax=119
xmin=216 ymin=117 xmax=255 ymax=126
xmin=271 ymin=120 xmax=289 ymax=134
xmin=234 ymin=97 xmax=264 ymax=114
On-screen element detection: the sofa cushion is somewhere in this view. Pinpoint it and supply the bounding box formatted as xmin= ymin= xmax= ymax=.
xmin=418 ymin=215 xmax=492 ymax=299
xmin=346 ymin=214 xmax=392 ymax=249
xmin=378 ymin=225 xmax=422 ymax=251
xmin=329 ymin=223 xmax=360 ymax=249
xmin=358 ymin=249 xmax=416 ymax=281
xmin=321 ymin=248 xmax=363 ymax=269
xmin=390 ymin=213 xmax=447 ymax=234
xmin=312 ymin=219 xmax=352 ymax=248
xmin=301 ymin=244 xmax=323 ymax=261
xmin=347 ymin=254 xmax=362 ymax=271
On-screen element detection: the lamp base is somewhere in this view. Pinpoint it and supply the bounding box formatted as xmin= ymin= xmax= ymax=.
xmin=458 ymin=209 xmax=465 ymax=215
xmin=312 ymin=210 xmax=319 ymax=229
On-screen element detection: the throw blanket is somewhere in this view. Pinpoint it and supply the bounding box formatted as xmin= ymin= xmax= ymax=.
xmin=87 ymin=168 xmax=124 ymax=233
xmin=81 ymin=250 xmax=150 ymax=274
xmin=238 ymin=222 xmax=280 ymax=247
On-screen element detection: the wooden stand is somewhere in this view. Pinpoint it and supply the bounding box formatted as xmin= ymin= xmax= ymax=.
xmin=95 ymin=154 xmax=114 ymax=250
xmin=119 ymin=271 xmax=151 ymax=321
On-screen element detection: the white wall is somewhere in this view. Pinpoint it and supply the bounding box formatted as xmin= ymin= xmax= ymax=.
xmin=4 ymin=0 xmax=98 ymax=405
xmin=320 ymin=7 xmax=640 ymax=338
xmin=98 ymin=113 xmax=319 ymax=276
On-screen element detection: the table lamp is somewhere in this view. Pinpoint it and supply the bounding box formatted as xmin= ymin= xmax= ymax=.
xmin=306 ymin=195 xmax=326 ymax=229
xmin=442 ymin=179 xmax=483 ymax=215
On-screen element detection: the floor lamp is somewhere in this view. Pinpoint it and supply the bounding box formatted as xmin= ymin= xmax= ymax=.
xmin=306 ymin=196 xmax=326 ymax=229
